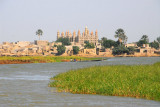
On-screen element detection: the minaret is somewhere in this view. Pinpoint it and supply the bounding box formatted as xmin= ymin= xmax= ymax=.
xmin=82 ymin=32 xmax=84 ymax=37
xmin=67 ymin=30 xmax=70 ymax=38
xmin=69 ymin=32 xmax=72 ymax=37
xmin=69 ymin=32 xmax=72 ymax=42
xmin=78 ymin=29 xmax=81 ymax=36
xmin=85 ymin=26 xmax=88 ymax=36
xmin=65 ymin=31 xmax=67 ymax=37
xmin=73 ymin=30 xmax=76 ymax=43
xmin=78 ymin=30 xmax=81 ymax=43
xmin=57 ymin=30 xmax=60 ymax=40
xmin=87 ymin=29 xmax=89 ymax=35
xmin=61 ymin=32 xmax=64 ymax=38
xmin=91 ymin=31 xmax=93 ymax=36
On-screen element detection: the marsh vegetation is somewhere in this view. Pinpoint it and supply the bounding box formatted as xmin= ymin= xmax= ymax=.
xmin=49 ymin=62 xmax=160 ymax=101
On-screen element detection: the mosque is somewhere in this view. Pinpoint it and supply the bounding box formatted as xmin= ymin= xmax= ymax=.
xmin=57 ymin=26 xmax=98 ymax=46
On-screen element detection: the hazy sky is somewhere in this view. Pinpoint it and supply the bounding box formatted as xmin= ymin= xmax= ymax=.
xmin=0 ymin=0 xmax=160 ymax=43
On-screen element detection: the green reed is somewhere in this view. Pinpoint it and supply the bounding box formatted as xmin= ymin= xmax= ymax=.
xmin=49 ymin=62 xmax=160 ymax=101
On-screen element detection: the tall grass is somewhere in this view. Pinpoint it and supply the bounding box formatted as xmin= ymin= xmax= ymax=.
xmin=49 ymin=62 xmax=160 ymax=101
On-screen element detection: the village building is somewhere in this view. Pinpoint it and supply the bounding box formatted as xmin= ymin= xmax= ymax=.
xmin=34 ymin=40 xmax=49 ymax=46
xmin=49 ymin=42 xmax=62 ymax=47
xmin=15 ymin=41 xmax=30 ymax=47
xmin=125 ymin=43 xmax=137 ymax=47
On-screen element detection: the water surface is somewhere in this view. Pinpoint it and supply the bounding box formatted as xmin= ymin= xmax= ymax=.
xmin=0 ymin=57 xmax=160 ymax=107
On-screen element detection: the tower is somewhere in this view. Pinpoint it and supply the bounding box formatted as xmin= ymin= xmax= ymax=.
xmin=57 ymin=30 xmax=60 ymax=39
xmin=65 ymin=31 xmax=67 ymax=37
xmin=78 ymin=29 xmax=81 ymax=36
xmin=69 ymin=32 xmax=72 ymax=42
xmin=91 ymin=31 xmax=93 ymax=36
xmin=85 ymin=26 xmax=88 ymax=36
xmin=87 ymin=29 xmax=89 ymax=35
xmin=67 ymin=30 xmax=70 ymax=38
xmin=73 ymin=30 xmax=76 ymax=43
xmin=82 ymin=32 xmax=84 ymax=37
xmin=77 ymin=30 xmax=81 ymax=43
xmin=61 ymin=32 xmax=64 ymax=38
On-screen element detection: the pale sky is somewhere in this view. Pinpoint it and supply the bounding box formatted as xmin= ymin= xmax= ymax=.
xmin=0 ymin=0 xmax=160 ymax=43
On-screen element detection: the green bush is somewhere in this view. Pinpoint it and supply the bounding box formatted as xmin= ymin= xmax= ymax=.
xmin=73 ymin=46 xmax=79 ymax=54
xmin=127 ymin=46 xmax=136 ymax=55
xmin=102 ymin=39 xmax=118 ymax=48
xmin=150 ymin=41 xmax=159 ymax=49
xmin=56 ymin=37 xmax=71 ymax=46
xmin=57 ymin=45 xmax=66 ymax=55
xmin=112 ymin=46 xmax=129 ymax=55
xmin=84 ymin=41 xmax=95 ymax=49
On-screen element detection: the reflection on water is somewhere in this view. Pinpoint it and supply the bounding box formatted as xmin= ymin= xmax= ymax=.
xmin=0 ymin=57 xmax=160 ymax=107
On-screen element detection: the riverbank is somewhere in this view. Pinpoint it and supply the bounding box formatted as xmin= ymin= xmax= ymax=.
xmin=0 ymin=56 xmax=102 ymax=64
xmin=49 ymin=62 xmax=160 ymax=101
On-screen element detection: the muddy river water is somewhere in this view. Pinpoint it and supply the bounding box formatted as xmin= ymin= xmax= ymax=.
xmin=0 ymin=57 xmax=160 ymax=107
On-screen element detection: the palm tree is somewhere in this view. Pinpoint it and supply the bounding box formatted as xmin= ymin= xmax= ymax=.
xmin=36 ymin=29 xmax=43 ymax=40
xmin=114 ymin=28 xmax=128 ymax=45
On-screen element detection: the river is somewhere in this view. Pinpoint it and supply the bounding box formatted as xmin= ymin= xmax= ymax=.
xmin=0 ymin=57 xmax=160 ymax=107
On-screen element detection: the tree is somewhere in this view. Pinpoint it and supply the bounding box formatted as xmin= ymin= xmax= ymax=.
xmin=102 ymin=39 xmax=118 ymax=48
xmin=137 ymin=40 xmax=147 ymax=47
xmin=157 ymin=36 xmax=160 ymax=43
xmin=101 ymin=37 xmax=107 ymax=42
xmin=57 ymin=45 xmax=66 ymax=55
xmin=100 ymin=37 xmax=107 ymax=45
xmin=112 ymin=46 xmax=136 ymax=55
xmin=36 ymin=29 xmax=43 ymax=40
xmin=150 ymin=41 xmax=159 ymax=49
xmin=141 ymin=35 xmax=149 ymax=43
xmin=127 ymin=46 xmax=136 ymax=55
xmin=112 ymin=46 xmax=129 ymax=55
xmin=56 ymin=37 xmax=71 ymax=46
xmin=84 ymin=41 xmax=95 ymax=49
xmin=114 ymin=28 xmax=128 ymax=45
xmin=73 ymin=46 xmax=79 ymax=54
xmin=137 ymin=35 xmax=149 ymax=47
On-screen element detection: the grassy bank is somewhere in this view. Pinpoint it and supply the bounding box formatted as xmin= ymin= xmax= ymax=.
xmin=0 ymin=56 xmax=101 ymax=64
xmin=49 ymin=62 xmax=160 ymax=101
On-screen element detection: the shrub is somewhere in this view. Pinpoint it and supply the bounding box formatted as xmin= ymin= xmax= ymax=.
xmin=112 ymin=46 xmax=129 ymax=55
xmin=73 ymin=46 xmax=79 ymax=54
xmin=57 ymin=45 xmax=66 ymax=55
xmin=56 ymin=37 xmax=71 ymax=46
xmin=84 ymin=41 xmax=95 ymax=49
xmin=102 ymin=39 xmax=118 ymax=48
xmin=150 ymin=41 xmax=159 ymax=49
xmin=127 ymin=46 xmax=136 ymax=55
